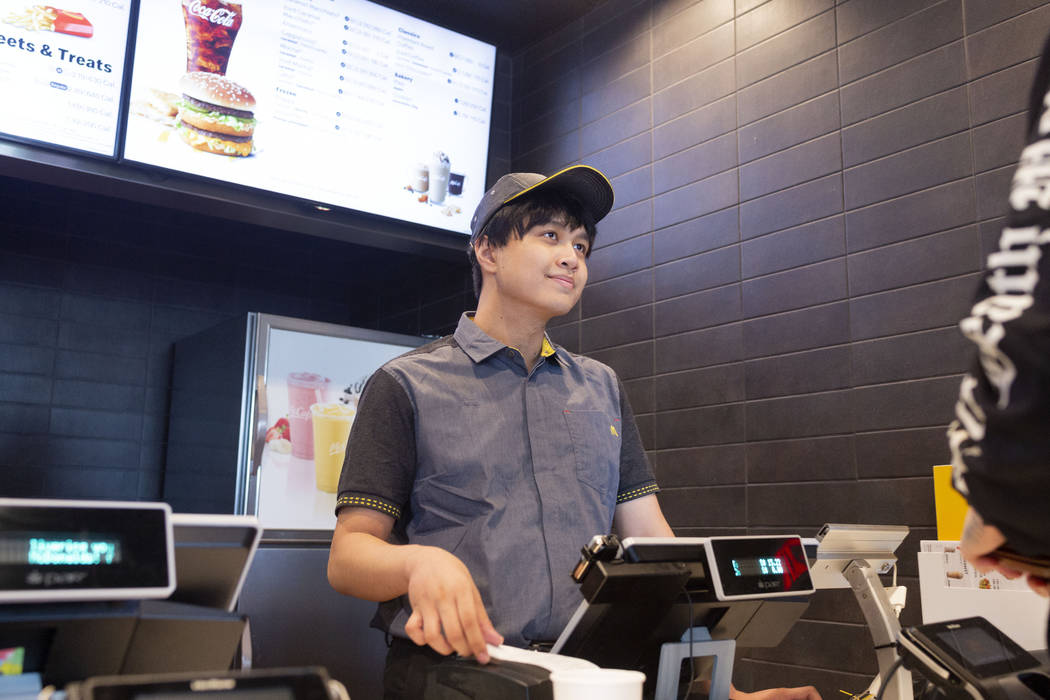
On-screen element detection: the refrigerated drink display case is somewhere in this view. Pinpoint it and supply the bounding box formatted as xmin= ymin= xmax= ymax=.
xmin=164 ymin=313 xmax=424 ymax=534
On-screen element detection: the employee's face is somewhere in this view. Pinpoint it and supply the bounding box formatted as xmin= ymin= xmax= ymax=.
xmin=493 ymin=219 xmax=590 ymax=319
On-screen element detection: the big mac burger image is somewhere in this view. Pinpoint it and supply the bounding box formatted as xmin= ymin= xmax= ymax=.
xmin=176 ymin=72 xmax=256 ymax=157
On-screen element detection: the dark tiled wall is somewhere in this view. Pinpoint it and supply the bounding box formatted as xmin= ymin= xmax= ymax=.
xmin=0 ymin=174 xmax=474 ymax=500
xmin=511 ymin=0 xmax=1048 ymax=694
xmin=0 ymin=52 xmax=513 ymax=504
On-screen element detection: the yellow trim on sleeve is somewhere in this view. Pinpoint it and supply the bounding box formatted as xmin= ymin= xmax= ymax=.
xmin=616 ymin=482 xmax=659 ymax=504
xmin=336 ymin=495 xmax=401 ymax=519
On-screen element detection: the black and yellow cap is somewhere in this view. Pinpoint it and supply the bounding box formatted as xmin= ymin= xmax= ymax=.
xmin=469 ymin=165 xmax=615 ymax=243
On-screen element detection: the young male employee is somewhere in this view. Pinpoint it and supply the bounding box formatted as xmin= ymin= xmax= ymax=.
xmin=328 ymin=166 xmax=820 ymax=700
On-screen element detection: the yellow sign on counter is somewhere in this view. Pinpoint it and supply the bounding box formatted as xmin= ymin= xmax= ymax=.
xmin=933 ymin=464 xmax=969 ymax=540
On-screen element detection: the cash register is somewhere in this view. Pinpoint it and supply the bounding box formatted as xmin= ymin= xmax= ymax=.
xmin=0 ymin=499 xmax=259 ymax=690
xmin=423 ymin=534 xmax=816 ymax=700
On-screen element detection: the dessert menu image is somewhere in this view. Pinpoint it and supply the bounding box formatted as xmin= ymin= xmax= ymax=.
xmin=256 ymin=328 xmax=412 ymax=530
xmin=125 ymin=0 xmax=496 ymax=236
xmin=0 ymin=0 xmax=131 ymax=155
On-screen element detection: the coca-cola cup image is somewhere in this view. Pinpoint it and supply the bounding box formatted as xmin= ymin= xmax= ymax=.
xmin=182 ymin=0 xmax=243 ymax=75
xmin=286 ymin=372 xmax=330 ymax=460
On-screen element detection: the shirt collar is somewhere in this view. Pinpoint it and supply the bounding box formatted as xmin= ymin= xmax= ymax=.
xmin=454 ymin=312 xmax=563 ymax=365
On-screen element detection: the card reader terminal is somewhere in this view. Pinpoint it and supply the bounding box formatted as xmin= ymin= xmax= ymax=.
xmin=897 ymin=617 xmax=1048 ymax=700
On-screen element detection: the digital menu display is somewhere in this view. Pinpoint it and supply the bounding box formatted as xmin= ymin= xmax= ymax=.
xmin=0 ymin=0 xmax=132 ymax=156
xmin=124 ymin=0 xmax=496 ymax=235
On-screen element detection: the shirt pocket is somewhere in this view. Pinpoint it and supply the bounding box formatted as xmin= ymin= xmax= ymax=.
xmin=563 ymin=409 xmax=620 ymax=498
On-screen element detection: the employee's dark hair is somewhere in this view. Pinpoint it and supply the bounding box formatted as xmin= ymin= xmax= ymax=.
xmin=468 ymin=188 xmax=597 ymax=298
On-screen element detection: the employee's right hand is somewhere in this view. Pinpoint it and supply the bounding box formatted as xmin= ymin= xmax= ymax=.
xmin=404 ymin=545 xmax=503 ymax=663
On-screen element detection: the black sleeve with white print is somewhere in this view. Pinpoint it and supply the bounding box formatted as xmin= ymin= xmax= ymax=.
xmin=948 ymin=34 xmax=1050 ymax=556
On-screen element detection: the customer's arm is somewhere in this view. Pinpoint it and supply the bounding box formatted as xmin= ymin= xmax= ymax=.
xmin=328 ymin=506 xmax=503 ymax=661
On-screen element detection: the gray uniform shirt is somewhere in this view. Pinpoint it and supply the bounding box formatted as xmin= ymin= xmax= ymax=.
xmin=336 ymin=313 xmax=659 ymax=647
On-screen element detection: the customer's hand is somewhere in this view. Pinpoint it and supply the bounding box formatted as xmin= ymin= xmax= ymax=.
xmin=404 ymin=545 xmax=504 ymax=663
xmin=958 ymin=507 xmax=1050 ymax=597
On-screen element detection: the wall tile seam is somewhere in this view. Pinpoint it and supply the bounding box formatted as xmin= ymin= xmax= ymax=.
xmin=964 ymin=4 xmax=1050 ymax=36
xmin=850 ymin=324 xmax=961 ymax=345
xmin=652 ymin=277 xmax=742 ymax=305
xmin=739 ymin=131 xmax=842 ymax=168
xmin=847 ymin=271 xmax=983 ymax=301
xmin=837 ymin=38 xmax=965 ymax=92
xmin=737 ymin=91 xmax=840 ymax=132
xmin=849 ymin=370 xmax=968 ymax=391
xmin=841 ymin=184 xmax=975 ymax=234
xmin=579 ymin=302 xmax=654 ymax=325
xmin=840 ymin=129 xmax=971 ymax=178
xmin=648 ymin=128 xmax=740 ymax=168
xmin=849 ymin=372 xmax=965 ymax=391
xmin=846 ymin=269 xmax=981 ymax=305
xmin=520 ymin=93 xmax=647 ymax=140
xmin=656 ymin=483 xmax=744 ymax=493
xmin=647 ymin=164 xmax=740 ymax=203
xmin=841 ymin=112 xmax=972 ymax=168
xmin=963 ymin=6 xmax=1050 ymax=80
xmin=835 ymin=0 xmax=959 ymax=51
xmin=515 ymin=17 xmax=583 ymax=67
xmin=648 ymin=443 xmax=749 ymax=455
xmin=734 ymin=7 xmax=838 ymax=91
xmin=578 ymin=33 xmax=652 ymax=81
xmin=736 ymin=255 xmax=845 ymax=288
xmin=853 ymin=425 xmax=952 ymax=438
xmin=739 ymin=147 xmax=845 ymax=205
xmin=739 ymin=218 xmax=844 ymax=257
xmin=835 ymin=85 xmax=974 ymax=138
xmin=735 ymin=0 xmax=835 ymax=53
xmin=579 ymin=128 xmax=653 ymax=161
xmin=651 ymin=54 xmax=735 ymax=102
xmin=844 ymin=222 xmax=981 ymax=259
xmin=650 ymin=15 xmax=734 ymax=64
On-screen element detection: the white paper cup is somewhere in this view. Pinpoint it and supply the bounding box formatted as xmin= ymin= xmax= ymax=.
xmin=549 ymin=668 xmax=645 ymax=700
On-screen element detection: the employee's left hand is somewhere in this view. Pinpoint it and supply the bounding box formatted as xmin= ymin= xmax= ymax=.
xmin=730 ymin=685 xmax=822 ymax=700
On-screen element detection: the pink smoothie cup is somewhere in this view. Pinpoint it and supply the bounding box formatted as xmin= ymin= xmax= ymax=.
xmin=286 ymin=372 xmax=330 ymax=459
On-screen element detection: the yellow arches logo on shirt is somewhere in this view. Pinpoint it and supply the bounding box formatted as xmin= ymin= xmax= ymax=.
xmin=610 ymin=425 xmax=618 ymax=437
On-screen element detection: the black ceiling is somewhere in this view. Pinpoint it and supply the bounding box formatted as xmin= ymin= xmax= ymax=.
xmin=375 ymin=0 xmax=610 ymax=54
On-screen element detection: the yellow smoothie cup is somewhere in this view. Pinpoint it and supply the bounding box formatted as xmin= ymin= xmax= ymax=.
xmin=310 ymin=402 xmax=356 ymax=493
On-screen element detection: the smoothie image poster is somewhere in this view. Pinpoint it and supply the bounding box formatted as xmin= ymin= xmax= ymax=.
xmin=0 ymin=0 xmax=132 ymax=155
xmin=258 ymin=327 xmax=410 ymax=531
xmin=124 ymin=0 xmax=496 ymax=236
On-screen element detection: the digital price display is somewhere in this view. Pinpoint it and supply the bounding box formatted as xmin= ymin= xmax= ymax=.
xmin=18 ymin=535 xmax=121 ymax=565
xmin=0 ymin=0 xmax=134 ymax=156
xmin=705 ymin=536 xmax=815 ymax=601
xmin=124 ymin=0 xmax=496 ymax=235
xmin=0 ymin=499 xmax=173 ymax=603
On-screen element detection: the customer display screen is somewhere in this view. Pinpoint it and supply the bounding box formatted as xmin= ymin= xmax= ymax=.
xmin=0 ymin=0 xmax=133 ymax=156
xmin=0 ymin=501 xmax=171 ymax=599
xmin=123 ymin=0 xmax=495 ymax=235
xmin=708 ymin=536 xmax=814 ymax=599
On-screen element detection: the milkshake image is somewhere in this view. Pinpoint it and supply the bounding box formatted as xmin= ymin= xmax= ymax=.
xmin=311 ymin=402 xmax=355 ymax=492
xmin=429 ymin=151 xmax=450 ymax=205
xmin=286 ymin=372 xmax=330 ymax=459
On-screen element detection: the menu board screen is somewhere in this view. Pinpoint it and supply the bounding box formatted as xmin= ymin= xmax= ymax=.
xmin=0 ymin=0 xmax=132 ymax=156
xmin=125 ymin=0 xmax=496 ymax=235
